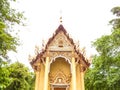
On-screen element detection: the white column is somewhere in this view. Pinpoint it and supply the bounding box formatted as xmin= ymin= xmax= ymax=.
xmin=71 ymin=57 xmax=76 ymax=90
xmin=44 ymin=56 xmax=49 ymax=90
xmin=80 ymin=64 xmax=85 ymax=90
xmin=35 ymin=71 xmax=40 ymax=90
xmin=35 ymin=64 xmax=41 ymax=90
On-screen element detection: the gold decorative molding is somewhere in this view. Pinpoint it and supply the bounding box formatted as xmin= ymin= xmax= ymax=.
xmin=49 ymin=51 xmax=72 ymax=62
xmin=49 ymin=70 xmax=71 ymax=84
xmin=33 ymin=64 xmax=41 ymax=72
xmin=80 ymin=64 xmax=86 ymax=72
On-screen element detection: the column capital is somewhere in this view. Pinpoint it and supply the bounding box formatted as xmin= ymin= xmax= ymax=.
xmin=80 ymin=64 xmax=85 ymax=72
xmin=46 ymin=50 xmax=50 ymax=57
xmin=34 ymin=64 xmax=41 ymax=72
xmin=72 ymin=51 xmax=75 ymax=57
xmin=45 ymin=56 xmax=50 ymax=64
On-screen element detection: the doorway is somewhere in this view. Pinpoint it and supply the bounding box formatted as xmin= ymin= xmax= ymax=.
xmin=54 ymin=88 xmax=66 ymax=90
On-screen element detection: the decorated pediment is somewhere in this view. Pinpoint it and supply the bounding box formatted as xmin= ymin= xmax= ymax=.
xmin=45 ymin=25 xmax=75 ymax=52
xmin=47 ymin=31 xmax=74 ymax=51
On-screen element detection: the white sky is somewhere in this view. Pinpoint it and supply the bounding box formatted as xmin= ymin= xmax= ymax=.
xmin=8 ymin=0 xmax=120 ymax=69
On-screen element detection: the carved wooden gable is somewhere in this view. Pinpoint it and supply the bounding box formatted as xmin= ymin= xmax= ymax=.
xmin=47 ymin=31 xmax=74 ymax=51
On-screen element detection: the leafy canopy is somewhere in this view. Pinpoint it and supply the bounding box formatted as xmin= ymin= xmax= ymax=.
xmin=85 ymin=6 xmax=120 ymax=90
xmin=0 ymin=0 xmax=31 ymax=90
xmin=0 ymin=0 xmax=25 ymax=59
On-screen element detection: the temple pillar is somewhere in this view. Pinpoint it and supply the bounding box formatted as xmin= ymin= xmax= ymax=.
xmin=35 ymin=71 xmax=40 ymax=90
xmin=76 ymin=64 xmax=81 ymax=90
xmin=35 ymin=64 xmax=41 ymax=90
xmin=71 ymin=56 xmax=76 ymax=90
xmin=44 ymin=56 xmax=49 ymax=90
xmin=80 ymin=64 xmax=85 ymax=90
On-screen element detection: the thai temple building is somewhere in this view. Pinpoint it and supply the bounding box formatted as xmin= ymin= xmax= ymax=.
xmin=30 ymin=19 xmax=90 ymax=90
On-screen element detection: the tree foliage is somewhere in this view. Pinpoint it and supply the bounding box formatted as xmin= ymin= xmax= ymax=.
xmin=0 ymin=22 xmax=18 ymax=58
xmin=0 ymin=0 xmax=24 ymax=26
xmin=0 ymin=0 xmax=35 ymax=90
xmin=0 ymin=0 xmax=24 ymax=59
xmin=0 ymin=61 xmax=10 ymax=89
xmin=85 ymin=6 xmax=120 ymax=90
xmin=110 ymin=7 xmax=120 ymax=29
xmin=0 ymin=61 xmax=35 ymax=90
xmin=6 ymin=62 xmax=35 ymax=90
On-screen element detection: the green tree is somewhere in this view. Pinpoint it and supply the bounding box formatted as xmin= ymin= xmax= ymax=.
xmin=0 ymin=22 xmax=18 ymax=58
xmin=0 ymin=0 xmax=25 ymax=89
xmin=0 ymin=61 xmax=11 ymax=89
xmin=85 ymin=6 xmax=120 ymax=90
xmin=6 ymin=62 xmax=35 ymax=90
xmin=0 ymin=0 xmax=24 ymax=59
xmin=0 ymin=0 xmax=24 ymax=26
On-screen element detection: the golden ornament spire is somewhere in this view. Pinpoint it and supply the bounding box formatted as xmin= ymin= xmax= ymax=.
xmin=60 ymin=10 xmax=62 ymax=24
xmin=60 ymin=16 xmax=62 ymax=24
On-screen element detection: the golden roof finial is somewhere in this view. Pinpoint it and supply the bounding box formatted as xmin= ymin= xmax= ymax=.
xmin=60 ymin=16 xmax=62 ymax=24
xmin=60 ymin=10 xmax=62 ymax=24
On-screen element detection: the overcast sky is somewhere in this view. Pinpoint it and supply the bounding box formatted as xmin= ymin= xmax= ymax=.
xmin=8 ymin=0 xmax=120 ymax=69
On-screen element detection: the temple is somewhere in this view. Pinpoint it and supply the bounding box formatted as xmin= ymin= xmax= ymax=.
xmin=30 ymin=23 xmax=90 ymax=90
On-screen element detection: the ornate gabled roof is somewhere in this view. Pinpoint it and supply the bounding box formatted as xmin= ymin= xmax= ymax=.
xmin=46 ymin=24 xmax=66 ymax=46
xmin=30 ymin=24 xmax=90 ymax=67
xmin=46 ymin=24 xmax=74 ymax=49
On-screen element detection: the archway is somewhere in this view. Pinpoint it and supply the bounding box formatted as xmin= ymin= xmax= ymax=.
xmin=49 ymin=57 xmax=71 ymax=90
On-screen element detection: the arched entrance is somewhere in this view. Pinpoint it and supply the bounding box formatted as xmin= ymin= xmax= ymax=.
xmin=49 ymin=57 xmax=71 ymax=90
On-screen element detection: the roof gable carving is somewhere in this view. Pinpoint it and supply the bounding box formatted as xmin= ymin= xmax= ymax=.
xmin=47 ymin=31 xmax=74 ymax=51
xmin=46 ymin=24 xmax=75 ymax=51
